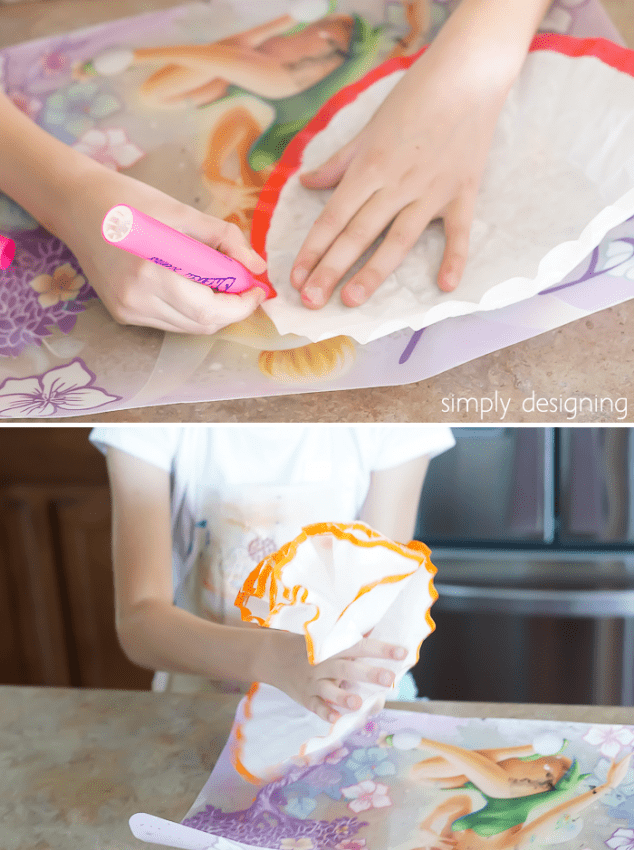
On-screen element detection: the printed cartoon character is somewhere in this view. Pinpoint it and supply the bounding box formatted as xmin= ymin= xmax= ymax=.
xmin=135 ymin=11 xmax=359 ymax=237
xmin=91 ymin=2 xmax=433 ymax=226
xmin=397 ymin=737 xmax=632 ymax=849
xmin=86 ymin=3 xmax=432 ymax=382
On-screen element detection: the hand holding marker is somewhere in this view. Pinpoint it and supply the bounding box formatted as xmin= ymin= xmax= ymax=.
xmin=0 ymin=234 xmax=15 ymax=269
xmin=102 ymin=205 xmax=273 ymax=298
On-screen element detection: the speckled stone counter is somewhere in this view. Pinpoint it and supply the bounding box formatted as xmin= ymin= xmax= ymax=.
xmin=1 ymin=687 xmax=239 ymax=850
xmin=1 ymin=0 xmax=633 ymax=424
xmin=3 ymin=686 xmax=634 ymax=850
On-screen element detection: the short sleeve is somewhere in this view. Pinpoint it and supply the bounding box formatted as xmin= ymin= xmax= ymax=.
xmin=358 ymin=425 xmax=455 ymax=471
xmin=89 ymin=426 xmax=180 ymax=473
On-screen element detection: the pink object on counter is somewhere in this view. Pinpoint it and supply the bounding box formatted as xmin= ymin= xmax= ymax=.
xmin=102 ymin=205 xmax=273 ymax=298
xmin=0 ymin=235 xmax=16 ymax=270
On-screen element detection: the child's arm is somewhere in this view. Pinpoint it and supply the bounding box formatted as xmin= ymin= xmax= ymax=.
xmin=0 ymin=92 xmax=266 ymax=333
xmin=291 ymin=0 xmax=552 ymax=309
xmin=107 ymin=447 xmax=406 ymax=722
xmin=360 ymin=454 xmax=430 ymax=542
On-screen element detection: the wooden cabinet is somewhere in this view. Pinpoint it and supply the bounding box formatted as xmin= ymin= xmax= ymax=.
xmin=0 ymin=429 xmax=153 ymax=690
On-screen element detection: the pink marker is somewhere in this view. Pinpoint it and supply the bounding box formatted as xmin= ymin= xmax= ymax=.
xmin=102 ymin=205 xmax=273 ymax=298
xmin=0 ymin=234 xmax=16 ymax=270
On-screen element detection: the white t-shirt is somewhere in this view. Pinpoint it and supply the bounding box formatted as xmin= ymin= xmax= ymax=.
xmin=91 ymin=425 xmax=453 ymax=624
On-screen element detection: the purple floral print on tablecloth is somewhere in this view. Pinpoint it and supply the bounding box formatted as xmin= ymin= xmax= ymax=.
xmin=0 ymin=226 xmax=96 ymax=358
xmin=607 ymin=827 xmax=634 ymax=849
xmin=40 ymin=81 xmax=120 ymax=144
xmin=0 ymin=0 xmax=629 ymax=413
xmin=0 ymin=358 xmax=120 ymax=416
xmin=584 ymin=726 xmax=634 ymax=760
xmin=72 ymin=127 xmax=143 ymax=169
xmin=341 ymin=780 xmax=391 ymax=814
xmin=183 ymin=759 xmax=368 ymax=847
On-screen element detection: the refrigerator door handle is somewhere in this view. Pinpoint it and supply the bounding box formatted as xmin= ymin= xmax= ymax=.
xmin=507 ymin=429 xmax=555 ymax=541
xmin=561 ymin=429 xmax=630 ymax=541
xmin=435 ymin=583 xmax=634 ymax=618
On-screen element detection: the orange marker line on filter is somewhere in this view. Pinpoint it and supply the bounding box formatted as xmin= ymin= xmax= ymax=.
xmin=0 ymin=235 xmax=15 ymax=270
xmin=102 ymin=204 xmax=273 ymax=298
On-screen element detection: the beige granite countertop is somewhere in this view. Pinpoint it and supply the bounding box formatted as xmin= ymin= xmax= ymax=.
xmin=2 ymin=0 xmax=634 ymax=424
xmin=3 ymin=685 xmax=634 ymax=850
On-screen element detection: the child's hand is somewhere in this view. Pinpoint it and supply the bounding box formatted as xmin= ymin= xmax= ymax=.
xmin=290 ymin=0 xmax=550 ymax=309
xmin=59 ymin=162 xmax=267 ymax=334
xmin=290 ymin=39 xmax=506 ymax=309
xmin=265 ymin=631 xmax=407 ymax=723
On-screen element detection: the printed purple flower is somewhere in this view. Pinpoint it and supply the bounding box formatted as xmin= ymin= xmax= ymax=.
xmin=341 ymin=780 xmax=391 ymax=814
xmin=606 ymin=827 xmax=634 ymax=849
xmin=73 ymin=127 xmax=144 ymax=170
xmin=0 ymin=228 xmax=95 ymax=357
xmin=345 ymin=748 xmax=396 ymax=782
xmin=41 ymin=81 xmax=120 ymax=144
xmin=0 ymin=359 xmax=120 ymax=417
xmin=584 ymin=726 xmax=634 ymax=759
xmin=29 ymin=263 xmax=85 ymax=308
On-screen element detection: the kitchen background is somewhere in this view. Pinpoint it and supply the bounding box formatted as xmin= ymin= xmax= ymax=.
xmin=0 ymin=428 xmax=153 ymax=692
xmin=414 ymin=428 xmax=634 ymax=707
xmin=1 ymin=427 xmax=633 ymax=706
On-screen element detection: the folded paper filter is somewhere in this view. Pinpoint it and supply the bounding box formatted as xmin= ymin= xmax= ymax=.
xmin=230 ymin=521 xmax=437 ymax=783
xmin=259 ymin=43 xmax=634 ymax=344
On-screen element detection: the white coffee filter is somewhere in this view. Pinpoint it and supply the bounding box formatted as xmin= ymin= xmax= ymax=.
xmin=231 ymin=522 xmax=437 ymax=781
xmin=262 ymin=49 xmax=634 ymax=343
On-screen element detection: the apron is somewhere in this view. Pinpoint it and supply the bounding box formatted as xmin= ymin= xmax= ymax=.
xmin=154 ymin=480 xmax=339 ymax=694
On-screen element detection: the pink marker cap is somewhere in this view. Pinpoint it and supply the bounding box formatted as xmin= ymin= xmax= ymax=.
xmin=0 ymin=235 xmax=16 ymax=270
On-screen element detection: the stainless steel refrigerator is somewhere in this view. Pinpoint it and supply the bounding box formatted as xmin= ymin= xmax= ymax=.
xmin=413 ymin=428 xmax=634 ymax=706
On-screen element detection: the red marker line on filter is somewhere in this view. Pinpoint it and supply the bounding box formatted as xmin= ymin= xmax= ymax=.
xmin=0 ymin=235 xmax=16 ymax=270
xmin=102 ymin=205 xmax=273 ymax=298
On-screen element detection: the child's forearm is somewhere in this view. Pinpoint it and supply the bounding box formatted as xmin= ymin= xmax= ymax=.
xmin=435 ymin=0 xmax=553 ymax=84
xmin=116 ymin=597 xmax=285 ymax=686
xmin=117 ymin=594 xmax=404 ymax=722
xmin=107 ymin=446 xmax=291 ymax=689
xmin=0 ymin=93 xmax=93 ymax=238
xmin=360 ymin=455 xmax=430 ymax=543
